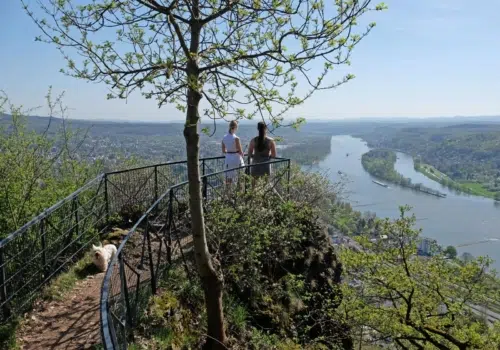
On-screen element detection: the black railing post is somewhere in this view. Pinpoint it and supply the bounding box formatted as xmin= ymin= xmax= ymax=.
xmin=287 ymin=160 xmax=291 ymax=195
xmin=138 ymin=228 xmax=147 ymax=270
xmin=202 ymin=176 xmax=208 ymax=199
xmin=145 ymin=217 xmax=157 ymax=294
xmin=40 ymin=219 xmax=47 ymax=278
xmin=166 ymin=189 xmax=173 ymax=265
xmin=154 ymin=165 xmax=158 ymax=203
xmin=202 ymin=159 xmax=206 ymax=176
xmin=0 ymin=248 xmax=11 ymax=318
xmin=119 ymin=253 xmax=133 ymax=329
xmin=104 ymin=174 xmax=109 ymax=223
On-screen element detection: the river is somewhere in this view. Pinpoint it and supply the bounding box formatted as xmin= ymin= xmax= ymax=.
xmin=315 ymin=135 xmax=500 ymax=269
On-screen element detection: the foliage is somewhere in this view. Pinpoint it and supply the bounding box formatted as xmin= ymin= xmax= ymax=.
xmin=0 ymin=91 xmax=102 ymax=236
xmin=0 ymin=319 xmax=20 ymax=350
xmin=205 ymin=181 xmax=349 ymax=348
xmin=360 ymin=124 xmax=500 ymax=199
xmin=132 ymin=266 xmax=206 ymax=349
xmin=287 ymin=164 xmax=344 ymax=221
xmin=41 ymin=252 xmax=99 ymax=301
xmin=413 ymin=160 xmax=483 ymax=197
xmin=444 ymin=245 xmax=458 ymax=260
xmin=339 ymin=206 xmax=500 ymax=349
xmin=282 ymin=135 xmax=332 ymax=166
xmin=24 ymin=0 xmax=385 ymax=128
xmin=461 ymin=252 xmax=474 ymax=263
xmin=287 ymin=164 xmax=382 ymax=238
xmin=361 ymin=149 xmax=411 ymax=186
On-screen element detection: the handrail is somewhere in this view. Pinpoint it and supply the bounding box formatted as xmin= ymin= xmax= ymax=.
xmin=0 ymin=156 xmax=227 ymax=246
xmin=100 ymin=157 xmax=291 ymax=350
xmin=0 ymin=174 xmax=104 ymax=249
xmin=0 ymin=154 xmax=290 ymax=332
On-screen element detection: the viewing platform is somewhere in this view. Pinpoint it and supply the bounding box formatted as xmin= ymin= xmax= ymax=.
xmin=0 ymin=156 xmax=291 ymax=350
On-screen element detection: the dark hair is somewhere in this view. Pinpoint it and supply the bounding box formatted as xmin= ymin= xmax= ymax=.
xmin=257 ymin=122 xmax=267 ymax=152
xmin=229 ymin=120 xmax=238 ymax=134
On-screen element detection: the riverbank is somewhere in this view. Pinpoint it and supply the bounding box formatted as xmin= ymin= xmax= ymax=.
xmin=361 ymin=149 xmax=446 ymax=198
xmin=414 ymin=161 xmax=497 ymax=200
xmin=317 ymin=135 xmax=500 ymax=270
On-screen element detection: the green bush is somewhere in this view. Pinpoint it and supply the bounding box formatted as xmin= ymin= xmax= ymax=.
xmin=205 ymin=182 xmax=349 ymax=348
xmin=0 ymin=91 xmax=102 ymax=236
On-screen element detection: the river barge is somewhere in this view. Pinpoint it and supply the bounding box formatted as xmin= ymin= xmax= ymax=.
xmin=372 ymin=180 xmax=389 ymax=188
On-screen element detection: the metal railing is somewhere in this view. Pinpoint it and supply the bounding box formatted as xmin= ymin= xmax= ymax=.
xmin=0 ymin=156 xmax=228 ymax=324
xmin=99 ymin=158 xmax=291 ymax=350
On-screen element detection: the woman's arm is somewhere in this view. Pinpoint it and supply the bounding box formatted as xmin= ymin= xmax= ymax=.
xmin=221 ymin=140 xmax=226 ymax=154
xmin=270 ymin=140 xmax=277 ymax=158
xmin=235 ymin=137 xmax=243 ymax=156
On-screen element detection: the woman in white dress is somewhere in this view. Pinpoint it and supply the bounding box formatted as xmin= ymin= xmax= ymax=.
xmin=221 ymin=120 xmax=244 ymax=183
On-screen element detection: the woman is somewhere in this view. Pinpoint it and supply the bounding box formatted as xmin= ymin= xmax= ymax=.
xmin=248 ymin=122 xmax=277 ymax=179
xmin=222 ymin=120 xmax=244 ymax=183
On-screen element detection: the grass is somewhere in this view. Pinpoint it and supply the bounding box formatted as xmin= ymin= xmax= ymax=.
xmin=41 ymin=228 xmax=127 ymax=301
xmin=0 ymin=251 xmax=101 ymax=349
xmin=225 ymin=296 xmax=249 ymax=335
xmin=459 ymin=181 xmax=496 ymax=198
xmin=416 ymin=162 xmax=497 ymax=199
xmin=3 ymin=235 xmax=124 ymax=350
xmin=418 ymin=163 xmax=449 ymax=181
xmin=42 ymin=252 xmax=99 ymax=301
xmin=0 ymin=319 xmax=20 ymax=350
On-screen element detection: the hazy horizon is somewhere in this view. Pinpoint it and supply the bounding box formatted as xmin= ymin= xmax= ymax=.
xmin=3 ymin=113 xmax=499 ymax=125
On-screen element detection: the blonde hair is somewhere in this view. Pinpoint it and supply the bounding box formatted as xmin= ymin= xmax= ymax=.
xmin=229 ymin=120 xmax=238 ymax=134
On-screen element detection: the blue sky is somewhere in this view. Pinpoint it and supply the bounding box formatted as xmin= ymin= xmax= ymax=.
xmin=1 ymin=0 xmax=499 ymax=121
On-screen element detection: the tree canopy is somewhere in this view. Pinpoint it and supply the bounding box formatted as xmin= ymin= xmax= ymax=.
xmin=339 ymin=206 xmax=500 ymax=349
xmin=0 ymin=91 xmax=101 ymax=236
xmin=24 ymin=0 xmax=386 ymax=127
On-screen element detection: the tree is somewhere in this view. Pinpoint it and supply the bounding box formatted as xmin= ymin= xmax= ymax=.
xmin=0 ymin=90 xmax=101 ymax=236
xmin=444 ymin=245 xmax=457 ymax=259
xmin=339 ymin=206 xmax=500 ymax=349
xmin=23 ymin=0 xmax=386 ymax=346
xmin=461 ymin=252 xmax=474 ymax=263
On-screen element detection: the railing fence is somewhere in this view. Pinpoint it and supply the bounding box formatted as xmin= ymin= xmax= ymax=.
xmin=0 ymin=156 xmax=241 ymax=325
xmin=100 ymin=158 xmax=291 ymax=350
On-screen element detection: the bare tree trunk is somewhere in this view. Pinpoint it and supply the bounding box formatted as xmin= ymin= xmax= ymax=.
xmin=184 ymin=63 xmax=227 ymax=348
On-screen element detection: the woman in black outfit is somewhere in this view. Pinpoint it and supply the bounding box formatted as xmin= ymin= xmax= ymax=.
xmin=248 ymin=122 xmax=277 ymax=178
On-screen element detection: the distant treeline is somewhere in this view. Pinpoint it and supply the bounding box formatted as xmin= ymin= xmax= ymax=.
xmin=361 ymin=149 xmax=411 ymax=185
xmin=359 ymin=124 xmax=500 ymax=199
xmin=281 ymin=135 xmax=332 ymax=165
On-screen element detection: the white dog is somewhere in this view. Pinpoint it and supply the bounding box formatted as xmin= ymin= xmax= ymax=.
xmin=92 ymin=243 xmax=117 ymax=272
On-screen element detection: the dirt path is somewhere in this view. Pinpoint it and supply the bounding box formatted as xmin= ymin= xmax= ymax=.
xmin=17 ymin=273 xmax=104 ymax=350
xmin=16 ymin=227 xmax=129 ymax=350
xmin=15 ymin=225 xmax=193 ymax=350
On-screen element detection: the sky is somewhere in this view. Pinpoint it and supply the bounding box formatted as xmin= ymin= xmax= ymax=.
xmin=1 ymin=0 xmax=499 ymax=122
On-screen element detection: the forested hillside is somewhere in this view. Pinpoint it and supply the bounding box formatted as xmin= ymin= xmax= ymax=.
xmin=359 ymin=124 xmax=500 ymax=198
xmin=361 ymin=149 xmax=411 ymax=186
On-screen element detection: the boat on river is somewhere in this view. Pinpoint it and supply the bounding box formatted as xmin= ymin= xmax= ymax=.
xmin=372 ymin=180 xmax=389 ymax=188
xmin=417 ymin=187 xmax=447 ymax=198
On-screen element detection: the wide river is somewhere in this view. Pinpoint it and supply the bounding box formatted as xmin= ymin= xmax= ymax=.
xmin=315 ymin=135 xmax=500 ymax=269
